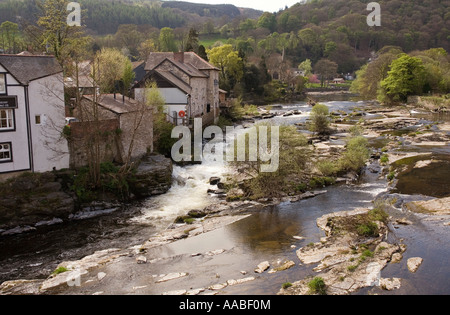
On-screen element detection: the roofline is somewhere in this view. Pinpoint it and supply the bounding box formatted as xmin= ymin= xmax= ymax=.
xmin=152 ymin=69 xmax=192 ymax=94
xmin=0 ymin=54 xmax=56 ymax=58
xmin=144 ymin=52 xmax=219 ymax=72
xmin=82 ymin=94 xmax=141 ymax=115
xmin=185 ymin=51 xmax=220 ymax=71
xmin=0 ymin=61 xmax=23 ymax=85
xmin=28 ymin=70 xmax=63 ymax=83
xmin=0 ymin=54 xmax=62 ymax=85
xmin=151 ymin=57 xmax=208 ymax=78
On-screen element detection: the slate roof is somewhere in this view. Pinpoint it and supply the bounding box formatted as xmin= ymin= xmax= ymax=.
xmin=144 ymin=52 xmax=218 ymax=73
xmin=0 ymin=54 xmax=62 ymax=85
xmin=153 ymin=69 xmax=192 ymax=94
xmin=83 ymin=94 xmax=141 ymax=115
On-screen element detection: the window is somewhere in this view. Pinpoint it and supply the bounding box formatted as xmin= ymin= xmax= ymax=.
xmin=0 ymin=109 xmax=14 ymax=130
xmin=0 ymin=74 xmax=5 ymax=94
xmin=0 ymin=142 xmax=12 ymax=162
xmin=35 ymin=115 xmax=41 ymax=125
xmin=207 ymin=103 xmax=211 ymax=113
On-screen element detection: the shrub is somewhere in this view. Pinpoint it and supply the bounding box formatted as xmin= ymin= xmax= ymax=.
xmin=316 ymin=160 xmax=338 ymax=176
xmin=310 ymin=104 xmax=330 ymax=135
xmin=369 ymin=201 xmax=389 ymax=223
xmin=356 ymin=221 xmax=379 ymax=237
xmin=282 ymin=282 xmax=293 ymax=289
xmin=380 ymin=154 xmax=389 ymax=165
xmin=387 ymin=171 xmax=395 ymax=181
xmin=360 ymin=249 xmax=374 ymax=261
xmin=308 ymin=277 xmax=326 ymax=295
xmin=338 ymin=136 xmax=370 ymax=172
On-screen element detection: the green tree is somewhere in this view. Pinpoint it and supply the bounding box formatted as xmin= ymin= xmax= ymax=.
xmin=94 ymin=48 xmax=134 ymax=94
xmin=298 ymin=59 xmax=312 ymax=76
xmin=257 ymin=12 xmax=276 ymax=32
xmin=36 ymin=0 xmax=89 ymax=69
xmin=207 ymin=44 xmax=243 ymax=88
xmin=380 ymin=54 xmax=425 ymax=103
xmin=350 ymin=47 xmax=403 ymax=100
xmin=185 ymin=28 xmax=199 ymax=52
xmin=0 ymin=21 xmax=21 ymax=53
xmin=158 ymin=27 xmax=177 ymax=52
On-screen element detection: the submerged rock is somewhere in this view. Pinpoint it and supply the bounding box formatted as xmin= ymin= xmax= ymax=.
xmin=380 ymin=277 xmax=401 ymax=291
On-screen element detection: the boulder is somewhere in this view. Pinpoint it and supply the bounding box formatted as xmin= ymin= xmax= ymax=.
xmin=380 ymin=277 xmax=401 ymax=291
xmin=130 ymin=154 xmax=173 ymax=198
xmin=0 ymin=172 xmax=75 ymax=230
xmin=209 ymin=177 xmax=221 ymax=185
xmin=254 ymin=261 xmax=270 ymax=273
xmin=407 ymin=257 xmax=423 ymax=273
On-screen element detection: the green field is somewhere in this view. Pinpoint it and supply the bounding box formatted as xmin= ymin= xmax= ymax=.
xmin=199 ymin=35 xmax=229 ymax=49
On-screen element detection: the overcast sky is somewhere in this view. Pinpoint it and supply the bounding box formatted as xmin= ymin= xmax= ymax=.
xmin=168 ymin=0 xmax=303 ymax=13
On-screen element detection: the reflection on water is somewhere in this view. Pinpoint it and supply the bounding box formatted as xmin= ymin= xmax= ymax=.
xmin=226 ymin=175 xmax=387 ymax=256
xmin=392 ymin=154 xmax=450 ymax=198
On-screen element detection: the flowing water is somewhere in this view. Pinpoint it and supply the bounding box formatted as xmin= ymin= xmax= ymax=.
xmin=0 ymin=97 xmax=449 ymax=294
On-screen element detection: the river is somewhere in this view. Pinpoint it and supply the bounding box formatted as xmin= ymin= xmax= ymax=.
xmin=0 ymin=95 xmax=449 ymax=294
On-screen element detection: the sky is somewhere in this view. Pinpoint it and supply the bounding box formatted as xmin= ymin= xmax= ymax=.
xmin=169 ymin=0 xmax=304 ymax=13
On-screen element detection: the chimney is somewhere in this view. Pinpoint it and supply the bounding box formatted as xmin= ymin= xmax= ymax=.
xmin=174 ymin=52 xmax=184 ymax=63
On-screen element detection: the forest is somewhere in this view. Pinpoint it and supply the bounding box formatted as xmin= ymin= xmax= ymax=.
xmin=0 ymin=0 xmax=448 ymax=103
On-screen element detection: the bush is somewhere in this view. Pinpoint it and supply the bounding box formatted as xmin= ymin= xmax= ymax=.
xmin=316 ymin=160 xmax=338 ymax=176
xmin=308 ymin=277 xmax=326 ymax=295
xmin=282 ymin=282 xmax=293 ymax=289
xmin=236 ymin=124 xmax=311 ymax=199
xmin=387 ymin=171 xmax=395 ymax=181
xmin=310 ymin=104 xmax=330 ymax=135
xmin=338 ymin=136 xmax=370 ymax=173
xmin=356 ymin=221 xmax=379 ymax=237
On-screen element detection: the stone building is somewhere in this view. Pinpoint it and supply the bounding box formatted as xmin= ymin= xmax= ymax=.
xmin=69 ymin=94 xmax=153 ymax=168
xmin=134 ymin=52 xmax=220 ymax=126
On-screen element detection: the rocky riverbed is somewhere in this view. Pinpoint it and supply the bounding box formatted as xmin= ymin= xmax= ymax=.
xmin=1 ymin=99 xmax=449 ymax=295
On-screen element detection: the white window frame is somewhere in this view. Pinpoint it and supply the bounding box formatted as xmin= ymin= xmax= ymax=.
xmin=0 ymin=142 xmax=12 ymax=162
xmin=0 ymin=108 xmax=14 ymax=130
xmin=0 ymin=73 xmax=6 ymax=94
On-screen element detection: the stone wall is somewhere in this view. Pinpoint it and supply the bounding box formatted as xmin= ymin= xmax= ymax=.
xmin=68 ymin=119 xmax=121 ymax=168
xmin=118 ymin=109 xmax=154 ymax=163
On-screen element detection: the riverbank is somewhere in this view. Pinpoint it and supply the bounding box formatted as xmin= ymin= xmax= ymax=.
xmin=0 ymin=190 xmax=327 ymax=295
xmin=0 ymin=154 xmax=173 ymax=234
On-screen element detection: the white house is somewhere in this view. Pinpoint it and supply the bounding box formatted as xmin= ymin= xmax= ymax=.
xmin=0 ymin=54 xmax=69 ymax=179
xmin=134 ymin=52 xmax=220 ymax=126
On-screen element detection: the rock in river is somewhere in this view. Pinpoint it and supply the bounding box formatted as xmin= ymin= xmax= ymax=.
xmin=407 ymin=257 xmax=423 ymax=273
xmin=130 ymin=154 xmax=173 ymax=198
